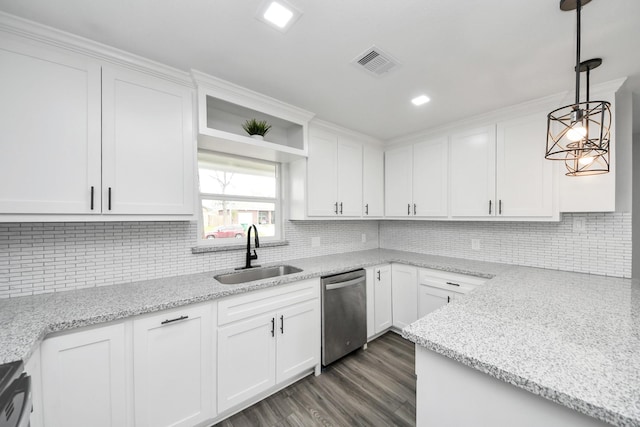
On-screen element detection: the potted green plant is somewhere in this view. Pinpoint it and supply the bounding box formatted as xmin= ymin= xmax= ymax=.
xmin=242 ymin=119 xmax=272 ymax=140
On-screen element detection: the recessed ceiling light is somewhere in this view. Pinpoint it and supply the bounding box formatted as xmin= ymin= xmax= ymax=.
xmin=264 ymin=2 xmax=293 ymax=28
xmin=411 ymin=95 xmax=431 ymax=106
xmin=256 ymin=0 xmax=302 ymax=32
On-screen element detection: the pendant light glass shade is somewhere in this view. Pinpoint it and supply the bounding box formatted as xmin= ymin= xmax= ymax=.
xmin=544 ymin=0 xmax=612 ymax=176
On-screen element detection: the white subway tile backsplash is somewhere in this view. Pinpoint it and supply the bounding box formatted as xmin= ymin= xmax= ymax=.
xmin=379 ymin=213 xmax=631 ymax=279
xmin=0 ymin=220 xmax=379 ymax=298
xmin=0 ymin=213 xmax=631 ymax=298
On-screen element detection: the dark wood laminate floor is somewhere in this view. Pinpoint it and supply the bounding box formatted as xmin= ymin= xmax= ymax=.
xmin=215 ymin=332 xmax=416 ymax=427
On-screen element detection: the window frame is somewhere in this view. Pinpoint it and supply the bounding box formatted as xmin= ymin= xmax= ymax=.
xmin=197 ymin=150 xmax=283 ymax=246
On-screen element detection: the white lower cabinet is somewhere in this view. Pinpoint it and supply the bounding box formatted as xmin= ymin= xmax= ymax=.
xmin=216 ymin=280 xmax=320 ymax=414
xmin=391 ymin=264 xmax=418 ymax=329
xmin=418 ymin=268 xmax=487 ymax=317
xmin=418 ymin=285 xmax=460 ymax=317
xmin=41 ymin=323 xmax=127 ymax=427
xmin=366 ymin=264 xmax=392 ymax=338
xmin=132 ymin=303 xmax=214 ymax=427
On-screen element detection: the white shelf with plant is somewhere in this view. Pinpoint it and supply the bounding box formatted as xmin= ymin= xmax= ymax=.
xmin=192 ymin=70 xmax=314 ymax=162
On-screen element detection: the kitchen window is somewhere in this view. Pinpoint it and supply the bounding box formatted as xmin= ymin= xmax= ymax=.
xmin=198 ymin=151 xmax=281 ymax=244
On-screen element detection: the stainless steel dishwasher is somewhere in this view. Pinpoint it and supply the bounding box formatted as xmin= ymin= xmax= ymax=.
xmin=321 ymin=269 xmax=367 ymax=366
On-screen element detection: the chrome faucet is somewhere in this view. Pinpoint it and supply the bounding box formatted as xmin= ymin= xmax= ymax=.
xmin=243 ymin=224 xmax=260 ymax=269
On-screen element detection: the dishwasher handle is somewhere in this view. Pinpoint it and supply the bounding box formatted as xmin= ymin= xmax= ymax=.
xmin=325 ymin=277 xmax=363 ymax=291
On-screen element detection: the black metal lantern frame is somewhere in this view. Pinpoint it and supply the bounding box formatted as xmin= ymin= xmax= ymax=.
xmin=544 ymin=0 xmax=612 ymax=176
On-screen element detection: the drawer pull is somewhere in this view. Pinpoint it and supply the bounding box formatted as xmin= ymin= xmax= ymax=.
xmin=280 ymin=315 xmax=284 ymax=334
xmin=161 ymin=315 xmax=188 ymax=325
xmin=446 ymin=281 xmax=460 ymax=287
xmin=271 ymin=317 xmax=275 ymax=337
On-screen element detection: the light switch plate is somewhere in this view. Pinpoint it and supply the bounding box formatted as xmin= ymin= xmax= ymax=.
xmin=311 ymin=236 xmax=320 ymax=247
xmin=361 ymin=233 xmax=367 ymax=243
xmin=472 ymin=239 xmax=481 ymax=250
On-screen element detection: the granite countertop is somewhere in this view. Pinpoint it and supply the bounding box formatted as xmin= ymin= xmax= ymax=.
xmin=403 ymin=267 xmax=640 ymax=427
xmin=1 ymin=248 xmax=637 ymax=426
xmin=0 ymin=249 xmax=507 ymax=366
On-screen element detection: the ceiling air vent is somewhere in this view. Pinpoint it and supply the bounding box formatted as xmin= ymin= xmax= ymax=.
xmin=352 ymin=46 xmax=400 ymax=77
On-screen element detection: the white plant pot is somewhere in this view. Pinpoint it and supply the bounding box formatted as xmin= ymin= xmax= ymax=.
xmin=250 ymin=134 xmax=264 ymax=140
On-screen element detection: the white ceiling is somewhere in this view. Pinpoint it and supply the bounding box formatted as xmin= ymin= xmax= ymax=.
xmin=1 ymin=0 xmax=639 ymax=140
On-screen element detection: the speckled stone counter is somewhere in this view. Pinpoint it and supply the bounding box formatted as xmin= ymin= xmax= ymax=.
xmin=403 ymin=267 xmax=640 ymax=427
xmin=0 ymin=249 xmax=507 ymax=365
xmin=2 ymin=248 xmax=637 ymax=426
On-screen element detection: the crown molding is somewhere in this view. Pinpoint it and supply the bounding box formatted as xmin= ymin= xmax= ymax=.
xmin=387 ymin=77 xmax=628 ymax=147
xmin=191 ymin=69 xmax=315 ymax=125
xmin=309 ymin=118 xmax=383 ymax=146
xmin=0 ymin=11 xmax=193 ymax=87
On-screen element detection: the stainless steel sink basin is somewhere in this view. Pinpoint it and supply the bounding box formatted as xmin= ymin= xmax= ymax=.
xmin=214 ymin=265 xmax=303 ymax=285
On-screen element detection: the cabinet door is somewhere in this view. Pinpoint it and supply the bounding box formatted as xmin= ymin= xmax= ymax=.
xmin=0 ymin=36 xmax=101 ymax=214
xmin=385 ymin=145 xmax=413 ymax=216
xmin=276 ymin=300 xmax=320 ymax=383
xmin=391 ymin=264 xmax=418 ymax=329
xmin=133 ymin=304 xmax=213 ymax=427
xmin=307 ymin=132 xmax=338 ymax=216
xmin=450 ymin=126 xmax=496 ymax=217
xmin=102 ymin=66 xmax=194 ymax=215
xmin=217 ymin=313 xmax=276 ymax=413
xmin=497 ymin=113 xmax=554 ymax=217
xmin=41 ymin=323 xmax=127 ymax=427
xmin=363 ymin=145 xmax=384 ymax=217
xmin=337 ymin=139 xmax=363 ymax=216
xmin=374 ymin=265 xmax=393 ymax=334
xmin=418 ymin=285 xmax=457 ymax=318
xmin=365 ymin=268 xmax=375 ymax=338
xmin=413 ymin=138 xmax=448 ymax=217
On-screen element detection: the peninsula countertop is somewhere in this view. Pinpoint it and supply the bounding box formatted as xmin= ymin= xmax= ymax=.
xmin=1 ymin=248 xmax=638 ymax=426
xmin=402 ymin=266 xmax=639 ymax=427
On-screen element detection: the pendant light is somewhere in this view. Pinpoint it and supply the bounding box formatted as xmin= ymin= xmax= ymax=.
xmin=545 ymin=0 xmax=612 ymax=176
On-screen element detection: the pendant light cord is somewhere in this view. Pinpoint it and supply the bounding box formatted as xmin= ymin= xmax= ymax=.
xmin=575 ymin=0 xmax=582 ymax=106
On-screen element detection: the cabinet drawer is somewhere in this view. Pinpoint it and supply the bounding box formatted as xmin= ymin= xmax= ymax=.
xmin=218 ymin=279 xmax=319 ymax=325
xmin=418 ymin=268 xmax=487 ymax=294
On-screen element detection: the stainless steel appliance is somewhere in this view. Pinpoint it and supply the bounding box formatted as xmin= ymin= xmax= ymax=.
xmin=0 ymin=361 xmax=31 ymax=427
xmin=321 ymin=269 xmax=367 ymax=366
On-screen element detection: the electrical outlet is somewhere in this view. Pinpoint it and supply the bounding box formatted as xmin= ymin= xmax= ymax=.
xmin=472 ymin=239 xmax=481 ymax=251
xmin=311 ymin=236 xmax=320 ymax=247
xmin=573 ymin=217 xmax=587 ymax=233
xmin=361 ymin=233 xmax=367 ymax=243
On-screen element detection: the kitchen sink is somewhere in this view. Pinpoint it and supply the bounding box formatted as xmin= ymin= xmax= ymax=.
xmin=214 ymin=265 xmax=303 ymax=285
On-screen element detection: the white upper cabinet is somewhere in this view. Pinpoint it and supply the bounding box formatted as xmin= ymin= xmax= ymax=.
xmin=0 ymin=24 xmax=196 ymax=221
xmin=362 ymin=145 xmax=384 ymax=217
xmin=0 ymin=36 xmax=101 ymax=215
xmin=336 ymin=138 xmax=364 ymax=216
xmin=385 ymin=138 xmax=448 ymax=217
xmin=385 ymin=145 xmax=413 ymax=217
xmin=496 ymin=112 xmax=554 ymax=217
xmin=102 ymin=66 xmax=194 ymax=215
xmin=307 ymin=131 xmax=338 ymax=216
xmin=413 ymin=138 xmax=448 ymax=217
xmin=289 ymin=122 xmax=382 ymax=219
xmin=449 ymin=119 xmax=557 ymax=220
xmin=450 ymin=126 xmax=497 ymax=217
xmin=307 ymin=130 xmax=362 ymax=216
